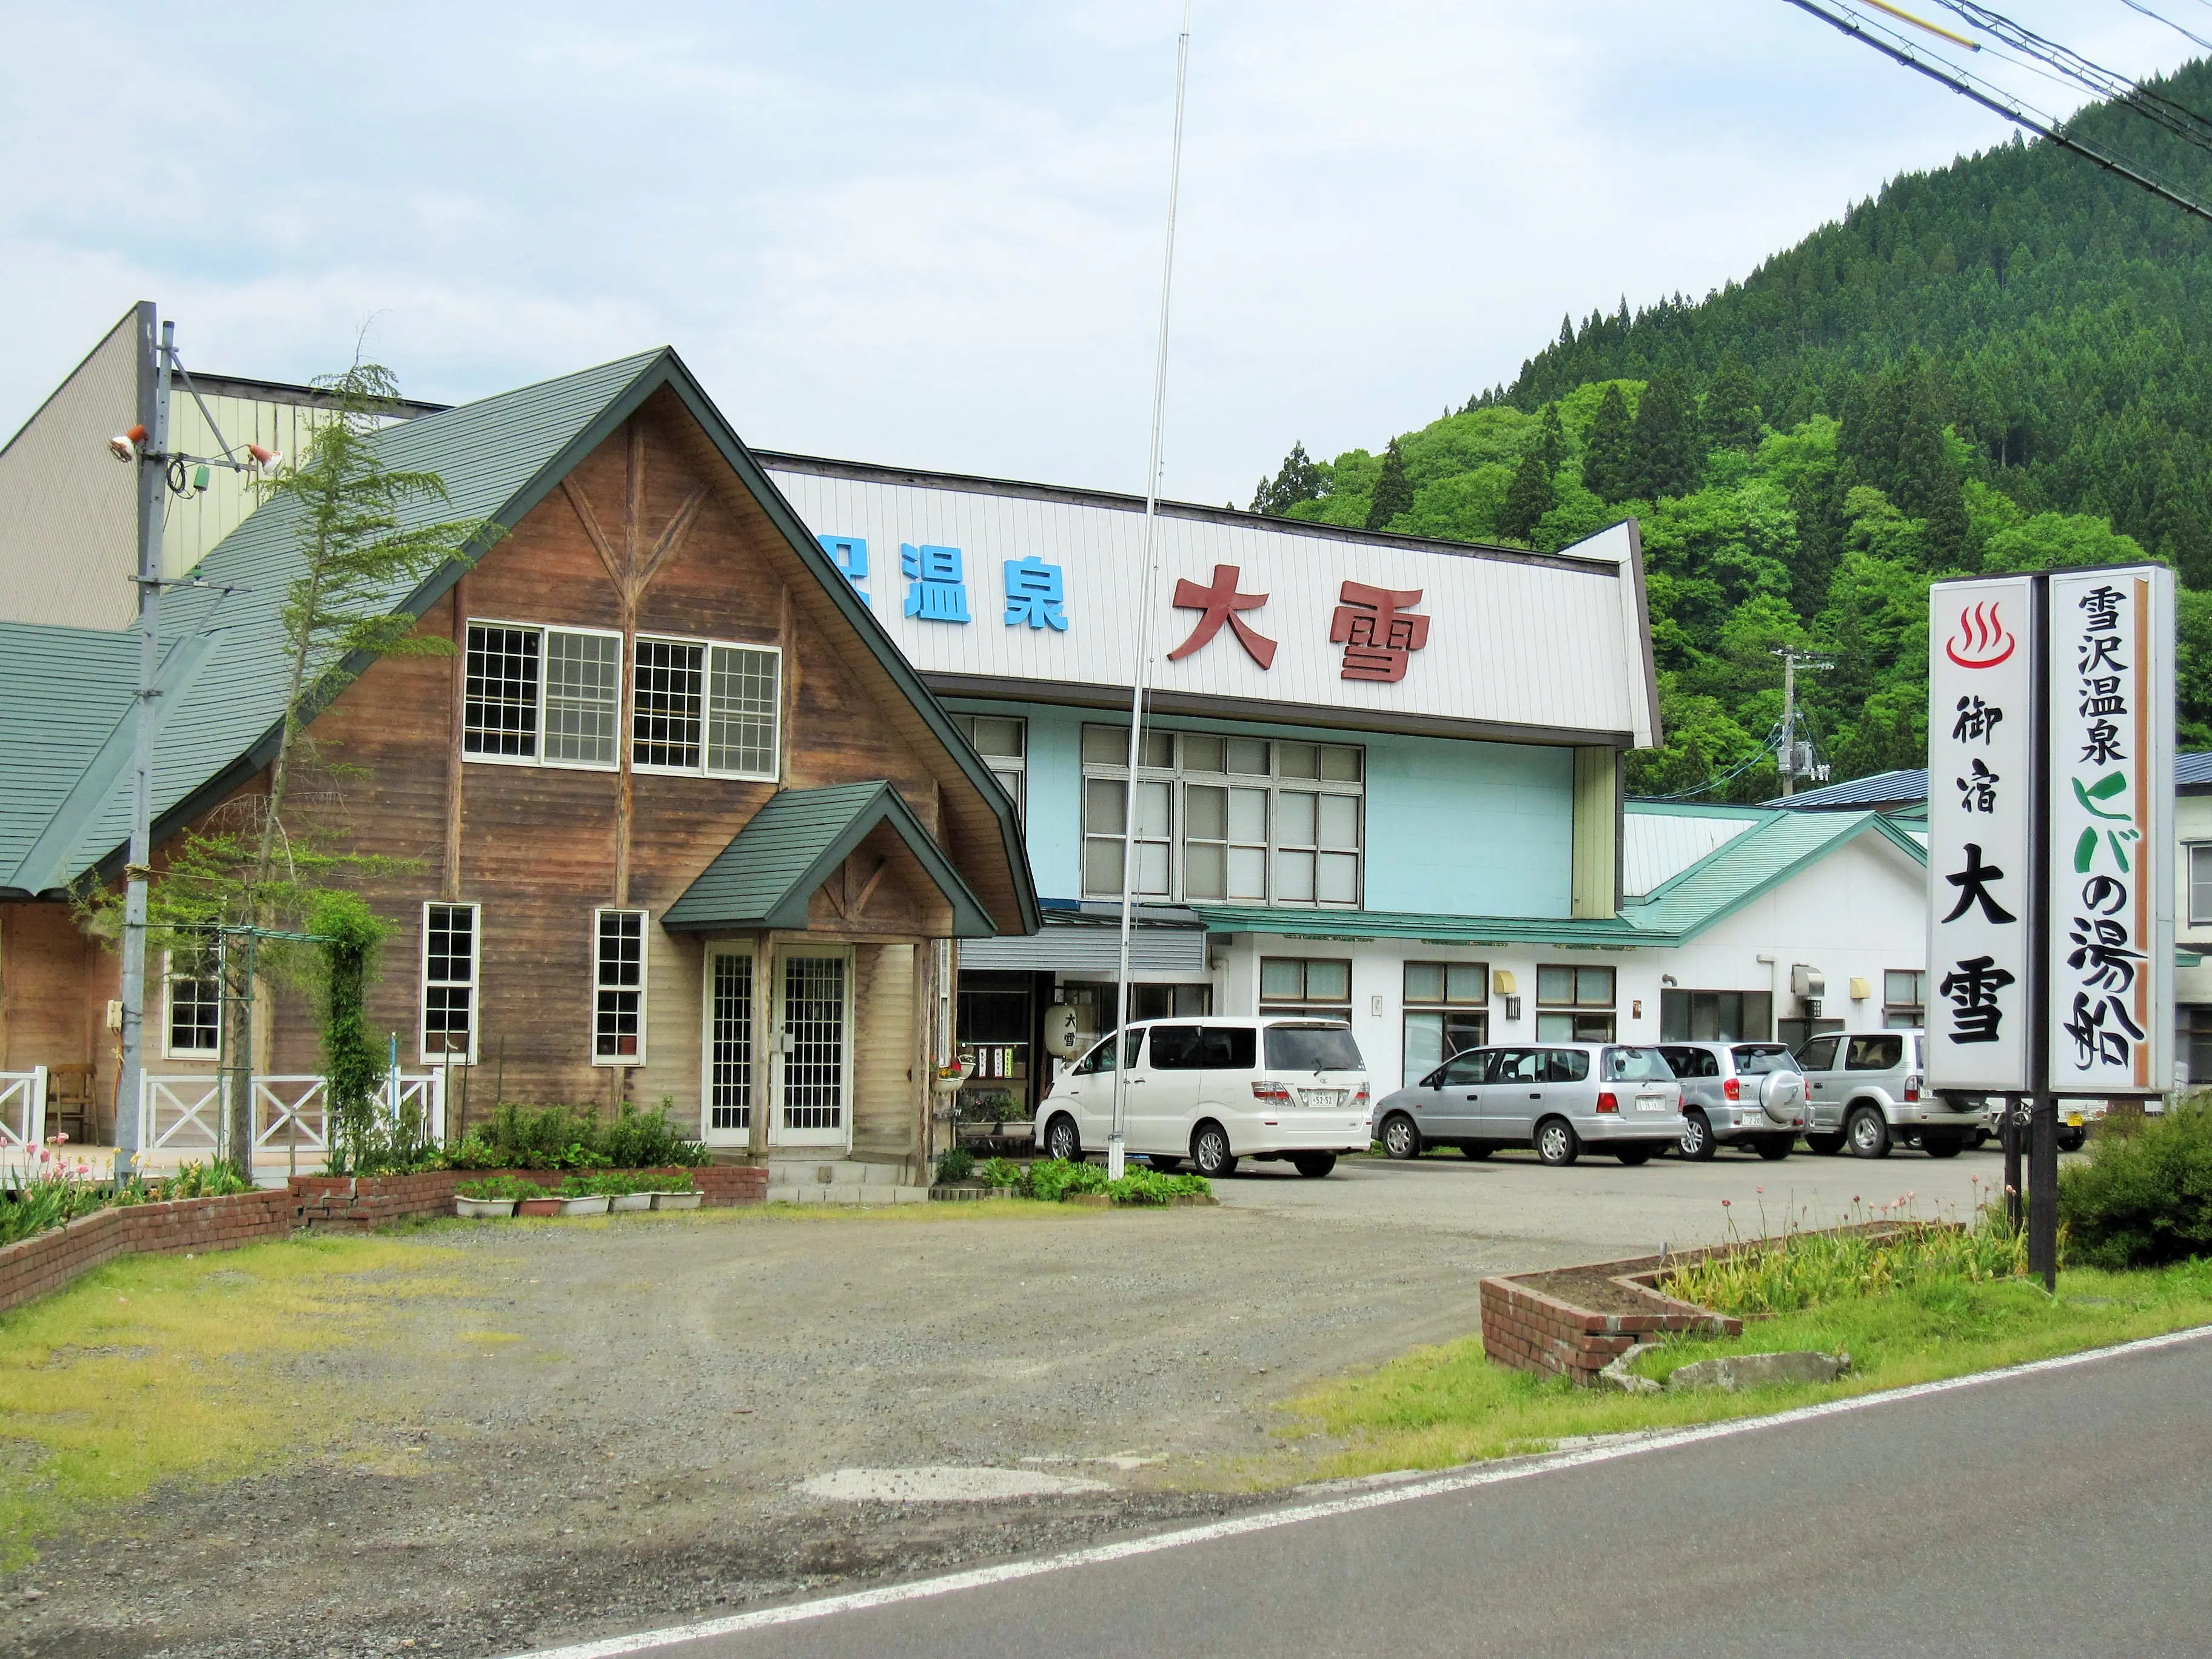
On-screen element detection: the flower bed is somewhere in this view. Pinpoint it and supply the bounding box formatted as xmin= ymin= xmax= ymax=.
xmin=928 ymin=1155 xmax=1215 ymax=1207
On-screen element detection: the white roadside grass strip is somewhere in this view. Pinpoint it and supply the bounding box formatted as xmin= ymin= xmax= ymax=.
xmin=512 ymin=1322 xmax=2212 ymax=1659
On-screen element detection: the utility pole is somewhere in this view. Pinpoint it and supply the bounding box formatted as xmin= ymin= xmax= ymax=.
xmin=1770 ymin=646 xmax=1832 ymax=797
xmin=117 ymin=308 xmax=172 ymax=1178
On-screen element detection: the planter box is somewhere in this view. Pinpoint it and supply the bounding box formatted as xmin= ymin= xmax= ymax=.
xmin=517 ymin=1196 xmax=565 ymax=1217
xmin=609 ymin=1193 xmax=654 ymax=1212
xmin=1062 ymin=1193 xmax=1111 ymax=1208
xmin=557 ymin=1195 xmax=611 ymax=1217
xmin=651 ymin=1190 xmax=702 ymax=1211
xmin=454 ymin=1196 xmax=518 ymax=1219
xmin=928 ymin=1184 xmax=1017 ymax=1202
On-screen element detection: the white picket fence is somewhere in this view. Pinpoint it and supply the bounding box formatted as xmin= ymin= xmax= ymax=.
xmin=140 ymin=1071 xmax=446 ymax=1159
xmin=0 ymin=1069 xmax=47 ymax=1151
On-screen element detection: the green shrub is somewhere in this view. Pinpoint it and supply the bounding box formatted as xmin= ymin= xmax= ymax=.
xmin=1105 ymin=1168 xmax=1212 ymax=1205
xmin=642 ymin=1168 xmax=695 ymax=1193
xmin=1024 ymin=1158 xmax=1108 ymax=1201
xmin=2059 ymin=1102 xmax=2212 ymax=1269
xmin=445 ymin=1102 xmax=705 ymax=1172
xmin=973 ymin=1156 xmax=1024 ymax=1189
xmin=1664 ymin=1209 xmax=2027 ymax=1318
xmin=599 ymin=1099 xmax=710 ymax=1170
xmin=455 ymin=1174 xmax=541 ymax=1201
xmin=934 ymin=1145 xmax=977 ymax=1184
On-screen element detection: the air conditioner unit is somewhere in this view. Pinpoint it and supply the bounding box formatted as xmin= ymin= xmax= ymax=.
xmin=1791 ymin=965 xmax=1826 ymax=999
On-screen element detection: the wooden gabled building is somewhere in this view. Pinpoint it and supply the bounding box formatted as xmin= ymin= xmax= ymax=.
xmin=0 ymin=350 xmax=1039 ymax=1181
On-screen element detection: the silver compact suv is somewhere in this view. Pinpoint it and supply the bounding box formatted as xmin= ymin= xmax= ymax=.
xmin=1656 ymin=1042 xmax=1807 ymax=1161
xmin=1794 ymin=1029 xmax=1982 ymax=1158
xmin=1371 ymin=1042 xmax=1685 ymax=1167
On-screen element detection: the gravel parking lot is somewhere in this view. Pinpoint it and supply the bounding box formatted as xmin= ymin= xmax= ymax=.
xmin=6 ymin=1144 xmax=2014 ymax=1659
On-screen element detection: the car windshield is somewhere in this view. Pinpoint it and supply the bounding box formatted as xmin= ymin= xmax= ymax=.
xmin=1073 ymin=1028 xmax=1144 ymax=1074
xmin=1732 ymin=1045 xmax=1798 ymax=1075
xmin=1265 ymin=1024 xmax=1363 ymax=1072
xmin=1603 ymin=1047 xmax=1674 ymax=1082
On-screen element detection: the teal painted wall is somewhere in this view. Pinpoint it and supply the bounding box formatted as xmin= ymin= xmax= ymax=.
xmin=944 ymin=699 xmax=1575 ymax=919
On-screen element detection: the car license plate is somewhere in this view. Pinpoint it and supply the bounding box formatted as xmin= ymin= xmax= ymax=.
xmin=1635 ymin=1093 xmax=1669 ymax=1113
xmin=1299 ymin=1089 xmax=1346 ymax=1109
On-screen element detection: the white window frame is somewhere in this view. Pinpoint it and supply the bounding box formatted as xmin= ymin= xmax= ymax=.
xmin=1882 ymin=968 xmax=1928 ymax=1030
xmin=592 ymin=908 xmax=651 ymax=1066
xmin=631 ymin=634 xmax=783 ymax=782
xmin=462 ymin=618 xmax=625 ymax=773
xmin=1535 ymin=964 xmax=1617 ymax=1043
xmin=2190 ymin=842 xmax=2212 ymax=927
xmin=162 ymin=950 xmax=222 ymax=1059
xmin=954 ymin=712 xmax=1026 ymax=822
xmin=1079 ymin=725 xmax=1364 ymax=907
xmin=420 ymin=902 xmax=481 ymax=1065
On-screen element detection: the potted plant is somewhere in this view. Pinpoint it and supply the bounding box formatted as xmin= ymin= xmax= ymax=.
xmin=603 ymin=1171 xmax=654 ymax=1213
xmin=454 ymin=1174 xmax=536 ymax=1218
xmin=554 ymin=1174 xmax=612 ymax=1216
xmin=930 ymin=1058 xmax=972 ymax=1100
xmin=516 ymin=1184 xmax=565 ymax=1218
xmin=650 ymin=1168 xmax=701 ymax=1210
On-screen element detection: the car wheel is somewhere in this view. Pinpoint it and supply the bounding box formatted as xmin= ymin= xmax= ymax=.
xmin=1191 ymin=1121 xmax=1238 ymax=1179
xmin=1922 ymin=1134 xmax=1963 ymax=1159
xmin=2057 ymin=1127 xmax=2087 ymax=1154
xmin=1379 ymin=1112 xmax=1423 ymax=1161
xmin=1680 ymin=1111 xmax=1717 ymax=1162
xmin=1755 ymin=1138 xmax=1793 ymax=1161
xmin=1805 ymin=1132 xmax=1846 ymax=1156
xmin=1459 ymin=1143 xmax=1492 ymax=1160
xmin=1534 ymin=1118 xmax=1580 ymax=1167
xmin=1291 ymin=1152 xmax=1336 ymax=1179
xmin=1044 ymin=1114 xmax=1082 ymax=1163
xmin=1148 ymin=1155 xmax=1182 ymax=1173
xmin=1615 ymin=1145 xmax=1654 ymax=1166
xmin=1846 ymin=1106 xmax=1892 ymax=1159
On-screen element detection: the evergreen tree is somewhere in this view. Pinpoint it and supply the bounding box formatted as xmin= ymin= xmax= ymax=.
xmin=1364 ymin=438 xmax=1414 ymax=531
xmin=1704 ymin=354 xmax=1762 ymax=452
xmin=1630 ymin=370 xmax=1703 ymax=500
xmin=1498 ymin=446 xmax=1557 ymax=543
xmin=1535 ymin=404 xmax=1566 ymax=475
xmin=1581 ymin=383 xmax=1635 ymax=501
xmin=1250 ymin=440 xmax=1327 ymax=516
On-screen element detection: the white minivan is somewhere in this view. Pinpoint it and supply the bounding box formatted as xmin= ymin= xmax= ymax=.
xmin=1034 ymin=1016 xmax=1372 ymax=1179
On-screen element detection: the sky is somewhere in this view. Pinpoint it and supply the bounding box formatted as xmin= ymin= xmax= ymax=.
xmin=0 ymin=1 xmax=2202 ymax=507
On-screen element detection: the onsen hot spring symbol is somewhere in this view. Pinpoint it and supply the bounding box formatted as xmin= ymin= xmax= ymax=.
xmin=1946 ymin=600 xmax=2017 ymax=669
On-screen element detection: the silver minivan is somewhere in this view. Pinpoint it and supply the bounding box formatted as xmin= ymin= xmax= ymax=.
xmin=1035 ymin=1016 xmax=1372 ymax=1179
xmin=1371 ymin=1042 xmax=1686 ymax=1167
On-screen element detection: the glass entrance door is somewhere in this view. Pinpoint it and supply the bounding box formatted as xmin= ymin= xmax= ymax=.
xmin=702 ymin=947 xmax=752 ymax=1147
xmin=775 ymin=950 xmax=850 ymax=1148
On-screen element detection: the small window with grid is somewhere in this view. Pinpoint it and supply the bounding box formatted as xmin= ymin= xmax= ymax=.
xmin=1258 ymin=957 xmax=1353 ymax=1021
xmin=421 ymin=903 xmax=480 ymax=1064
xmin=1536 ymin=964 xmax=1615 ymax=1043
xmin=464 ymin=625 xmax=541 ymax=756
xmin=1403 ymin=960 xmax=1488 ymax=1081
xmin=2191 ymin=844 xmax=2212 ymax=926
xmin=165 ymin=953 xmax=221 ymax=1057
xmin=593 ymin=910 xmax=648 ymax=1063
xmin=708 ymin=949 xmax=752 ymax=1132
xmin=463 ymin=622 xmax=620 ymax=768
xmin=954 ymin=714 xmax=1027 ymax=820
xmin=1883 ymin=970 xmax=1927 ymax=1030
xmin=634 ymin=639 xmax=705 ymax=769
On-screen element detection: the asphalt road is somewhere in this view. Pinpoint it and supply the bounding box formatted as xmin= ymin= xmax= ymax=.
xmin=596 ymin=1328 xmax=2212 ymax=1659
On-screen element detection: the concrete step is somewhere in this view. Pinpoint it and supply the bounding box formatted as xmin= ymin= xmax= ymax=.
xmin=766 ymin=1158 xmax=913 ymax=1188
xmin=765 ymin=1183 xmax=929 ymax=1205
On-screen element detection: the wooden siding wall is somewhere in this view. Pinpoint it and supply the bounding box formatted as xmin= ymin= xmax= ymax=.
xmin=851 ymin=943 xmax=916 ymax=1158
xmin=0 ymin=902 xmax=119 ymax=1135
xmin=207 ymin=390 xmax=964 ymax=1131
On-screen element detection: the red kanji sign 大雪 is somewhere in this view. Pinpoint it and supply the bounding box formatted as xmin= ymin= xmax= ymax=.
xmin=1330 ymin=581 xmax=1430 ymax=682
xmin=1167 ymin=564 xmax=1276 ymax=669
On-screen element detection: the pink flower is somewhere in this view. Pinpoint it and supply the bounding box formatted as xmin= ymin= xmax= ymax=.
xmin=51 ymin=1133 xmax=67 ymax=1145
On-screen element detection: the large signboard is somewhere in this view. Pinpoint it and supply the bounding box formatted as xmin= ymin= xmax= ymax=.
xmin=1926 ymin=563 xmax=2174 ymax=1099
xmin=1926 ymin=576 xmax=2034 ymax=1092
xmin=2046 ymin=565 xmax=2174 ymax=1093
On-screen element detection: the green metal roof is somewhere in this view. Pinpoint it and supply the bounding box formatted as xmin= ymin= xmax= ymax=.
xmin=0 ymin=348 xmax=1039 ymax=933
xmin=1194 ymin=808 xmax=1925 ymax=950
xmin=662 ymin=780 xmax=997 ymax=937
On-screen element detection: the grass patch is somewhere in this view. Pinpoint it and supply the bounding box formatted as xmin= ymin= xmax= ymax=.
xmin=1271 ymin=1259 xmax=2212 ymax=1486
xmin=0 ymin=1234 xmax=468 ymax=1564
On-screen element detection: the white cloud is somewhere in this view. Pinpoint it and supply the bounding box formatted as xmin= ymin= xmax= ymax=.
xmin=0 ymin=0 xmax=2200 ymax=500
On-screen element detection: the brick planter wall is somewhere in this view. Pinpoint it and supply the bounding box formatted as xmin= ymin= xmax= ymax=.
xmin=1478 ymin=1269 xmax=1740 ymax=1386
xmin=0 ymin=1189 xmax=294 ymax=1318
xmin=290 ymin=1164 xmax=767 ymax=1230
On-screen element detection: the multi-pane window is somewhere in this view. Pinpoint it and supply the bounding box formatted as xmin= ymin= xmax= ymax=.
xmin=782 ymin=955 xmax=847 ymax=1130
xmin=420 ymin=903 xmax=479 ymax=1064
xmin=1404 ymin=961 xmax=1488 ymax=1082
xmin=593 ymin=910 xmax=648 ymax=1063
xmin=464 ymin=622 xmax=620 ymax=767
xmin=1883 ymin=970 xmax=1928 ymax=1030
xmin=1259 ymin=957 xmax=1353 ymax=1021
xmin=634 ymin=637 xmax=781 ymax=779
xmin=1660 ymin=988 xmax=1774 ymax=1042
xmin=1536 ymin=964 xmax=1615 ymax=1042
xmin=2190 ymin=845 xmax=2212 ymax=925
xmin=164 ymin=953 xmax=221 ymax=1057
xmin=1079 ymin=725 xmax=1362 ymax=906
xmin=708 ymin=949 xmax=752 ymax=1133
xmin=954 ymin=714 xmax=1027 ymax=821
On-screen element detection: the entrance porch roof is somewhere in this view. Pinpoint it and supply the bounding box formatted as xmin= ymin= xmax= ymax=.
xmin=662 ymin=780 xmax=997 ymax=937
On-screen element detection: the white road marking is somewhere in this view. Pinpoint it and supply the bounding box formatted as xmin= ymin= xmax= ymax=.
xmin=511 ymin=1322 xmax=2212 ymax=1658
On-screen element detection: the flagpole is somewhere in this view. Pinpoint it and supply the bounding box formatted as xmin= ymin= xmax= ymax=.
xmin=1108 ymin=0 xmax=1195 ymax=1182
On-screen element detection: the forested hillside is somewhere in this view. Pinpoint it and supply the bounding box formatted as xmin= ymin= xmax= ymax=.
xmin=1251 ymin=61 xmax=2212 ymax=797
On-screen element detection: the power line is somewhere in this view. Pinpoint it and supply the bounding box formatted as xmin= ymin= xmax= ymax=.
xmin=2119 ymin=0 xmax=2212 ymax=57
xmin=1780 ymin=0 xmax=2212 ymax=226
xmin=1927 ymin=0 xmax=2212 ymax=154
